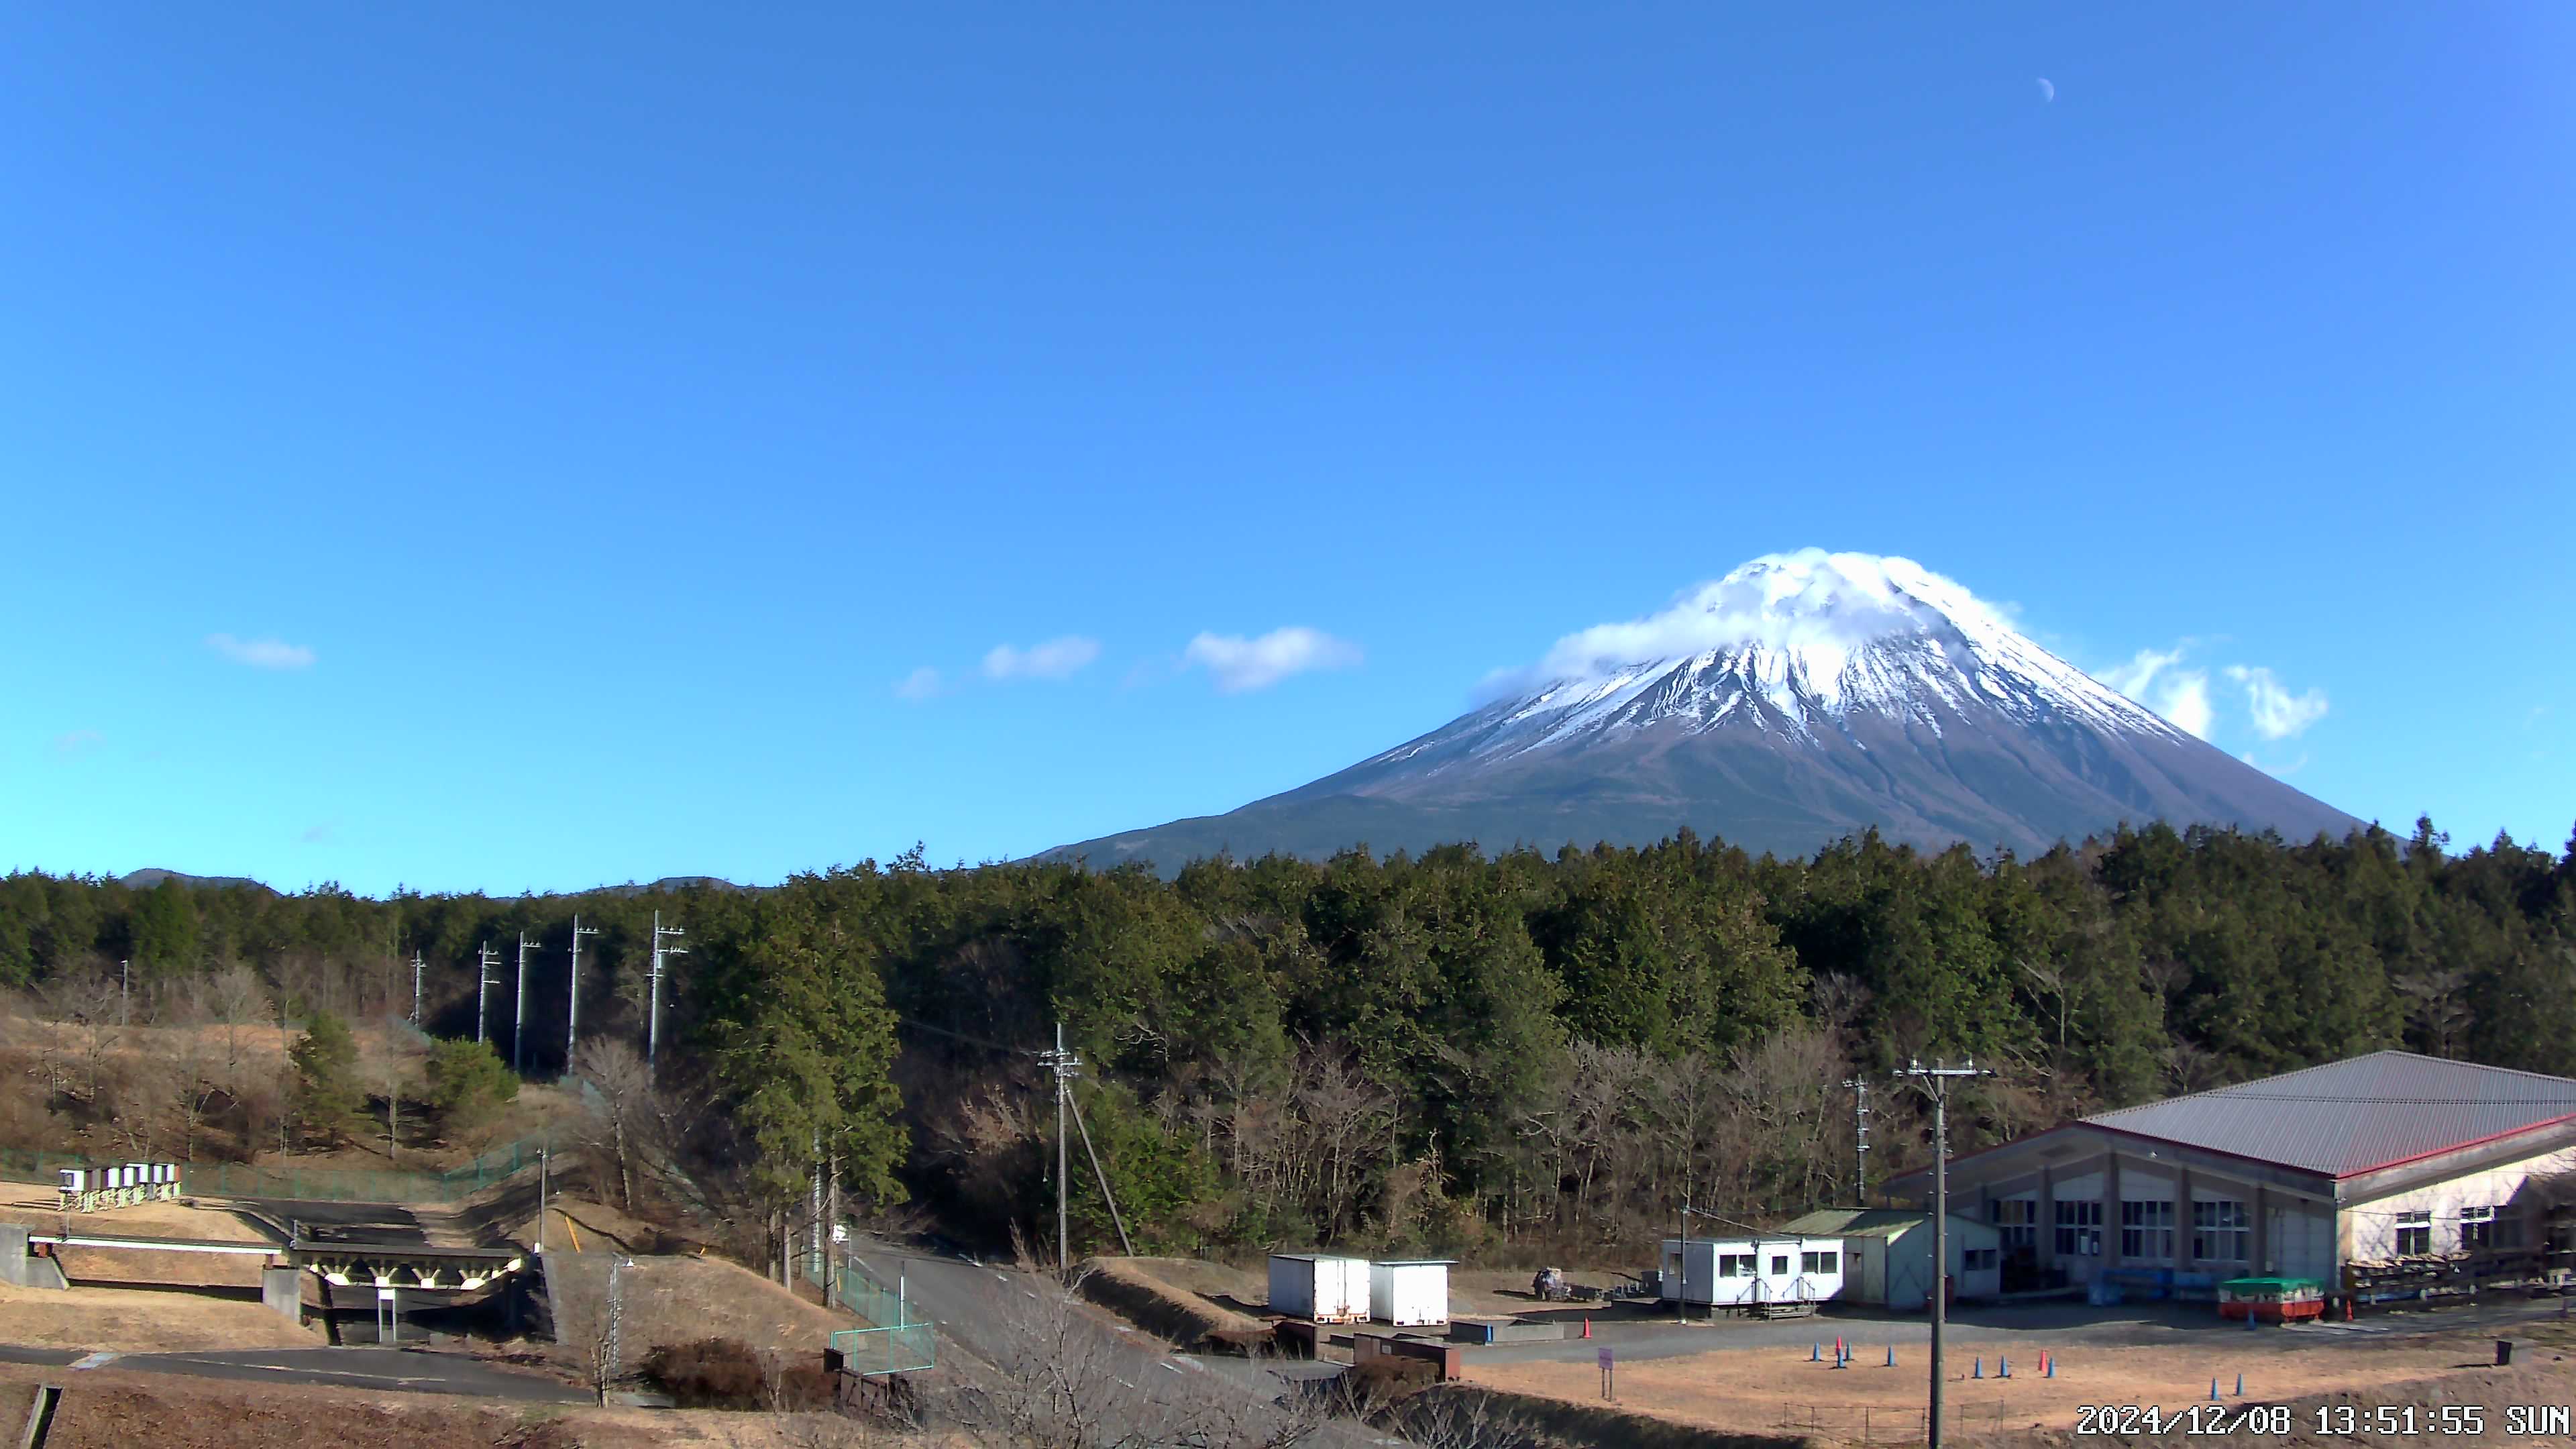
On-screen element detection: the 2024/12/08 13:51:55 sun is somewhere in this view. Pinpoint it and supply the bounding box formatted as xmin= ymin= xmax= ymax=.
xmin=2078 ymin=1403 xmax=2573 ymax=1436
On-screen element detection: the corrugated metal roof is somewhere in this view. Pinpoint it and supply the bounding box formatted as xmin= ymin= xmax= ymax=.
xmin=2081 ymin=1051 xmax=2576 ymax=1178
xmin=1775 ymin=1209 xmax=1984 ymax=1240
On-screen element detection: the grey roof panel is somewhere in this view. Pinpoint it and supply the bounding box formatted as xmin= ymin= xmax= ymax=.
xmin=2081 ymin=1051 xmax=2576 ymax=1178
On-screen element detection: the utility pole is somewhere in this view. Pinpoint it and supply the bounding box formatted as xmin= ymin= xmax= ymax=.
xmin=1897 ymin=1058 xmax=1993 ymax=1449
xmin=513 ymin=932 xmax=534 ymax=1075
xmin=646 ymin=912 xmax=687 ymax=1068
xmin=566 ymin=916 xmax=599 ymax=1074
xmin=120 ymin=959 xmax=130 ymax=1027
xmin=411 ymin=951 xmax=425 ymax=1024
xmin=1843 ymin=1076 xmax=1873 ymax=1205
xmin=476 ymin=943 xmax=500 ymax=1045
xmin=1038 ymin=1023 xmax=1082 ymax=1273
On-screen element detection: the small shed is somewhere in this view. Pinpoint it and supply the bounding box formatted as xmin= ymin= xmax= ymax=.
xmin=1778 ymin=1209 xmax=2002 ymax=1310
xmin=1368 ymin=1259 xmax=1454 ymax=1326
xmin=1660 ymin=1234 xmax=1845 ymax=1311
xmin=1268 ymin=1254 xmax=1370 ymax=1323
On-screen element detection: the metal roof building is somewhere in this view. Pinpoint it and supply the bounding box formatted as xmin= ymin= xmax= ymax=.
xmin=1889 ymin=1052 xmax=2576 ymax=1295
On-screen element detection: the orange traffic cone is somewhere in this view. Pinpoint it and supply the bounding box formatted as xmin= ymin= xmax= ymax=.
xmin=1582 ymin=1318 xmax=1592 ymax=1339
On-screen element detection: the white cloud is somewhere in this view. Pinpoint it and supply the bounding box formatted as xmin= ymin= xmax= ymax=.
xmin=2098 ymin=643 xmax=2215 ymax=739
xmin=52 ymin=729 xmax=103 ymax=756
xmin=981 ymin=636 xmax=1102 ymax=682
xmin=207 ymin=633 xmax=315 ymax=669
xmin=2161 ymin=671 xmax=2214 ymax=739
xmin=1182 ymin=627 xmax=1362 ymax=693
xmin=2224 ymin=665 xmax=2328 ymax=740
xmin=892 ymin=667 xmax=946 ymax=702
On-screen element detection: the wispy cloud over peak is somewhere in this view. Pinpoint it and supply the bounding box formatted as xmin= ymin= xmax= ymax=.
xmin=2101 ymin=645 xmax=2213 ymax=739
xmin=982 ymin=636 xmax=1101 ymax=682
xmin=1183 ymin=627 xmax=1362 ymax=693
xmin=2224 ymin=665 xmax=2328 ymax=741
xmin=208 ymin=633 xmax=316 ymax=669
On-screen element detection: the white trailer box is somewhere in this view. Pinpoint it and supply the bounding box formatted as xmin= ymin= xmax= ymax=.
xmin=1269 ymin=1254 xmax=1371 ymax=1323
xmin=1368 ymin=1260 xmax=1453 ymax=1326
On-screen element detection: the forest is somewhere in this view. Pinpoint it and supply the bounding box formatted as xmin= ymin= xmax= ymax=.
xmin=3 ymin=816 xmax=2571 ymax=1267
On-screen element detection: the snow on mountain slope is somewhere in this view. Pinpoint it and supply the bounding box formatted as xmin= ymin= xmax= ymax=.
xmin=1046 ymin=551 xmax=2364 ymax=871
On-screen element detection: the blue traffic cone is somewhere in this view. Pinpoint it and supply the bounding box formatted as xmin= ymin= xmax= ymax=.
xmin=1885 ymin=1344 xmax=1896 ymax=1368
xmin=1811 ymin=1342 xmax=1821 ymax=1362
xmin=2044 ymin=1355 xmax=2055 ymax=1379
xmin=2235 ymin=1373 xmax=2244 ymax=1397
xmin=1972 ymin=1358 xmax=1983 ymax=1380
xmin=1999 ymin=1356 xmax=2010 ymax=1379
xmin=2210 ymin=1378 xmax=2220 ymax=1402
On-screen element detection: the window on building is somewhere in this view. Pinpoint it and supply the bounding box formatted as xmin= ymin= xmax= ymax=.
xmin=2121 ymin=1200 xmax=2176 ymax=1260
xmin=1770 ymin=1254 xmax=1790 ymax=1276
xmin=2460 ymin=1206 xmax=2495 ymax=1251
xmin=1992 ymin=1199 xmax=2038 ymax=1253
xmin=2396 ymin=1211 xmax=2432 ymax=1256
xmin=2055 ymin=1199 xmax=2103 ymax=1256
xmin=1719 ymin=1253 xmax=1756 ymax=1277
xmin=1963 ymin=1248 xmax=1998 ymax=1271
xmin=1802 ymin=1250 xmax=1840 ymax=1275
xmin=2192 ymin=1200 xmax=2250 ymax=1262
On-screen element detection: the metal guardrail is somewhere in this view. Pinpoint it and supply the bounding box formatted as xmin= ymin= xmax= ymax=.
xmin=0 ymin=1138 xmax=544 ymax=1205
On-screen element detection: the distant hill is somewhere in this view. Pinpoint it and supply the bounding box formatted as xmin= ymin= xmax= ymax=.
xmin=1045 ymin=550 xmax=2363 ymax=873
xmin=117 ymin=869 xmax=274 ymax=894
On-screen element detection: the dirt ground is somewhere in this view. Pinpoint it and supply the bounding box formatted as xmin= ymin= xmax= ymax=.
xmin=546 ymin=1249 xmax=855 ymax=1361
xmin=0 ymin=1281 xmax=322 ymax=1351
xmin=0 ymin=1185 xmax=278 ymax=1242
xmin=1468 ymin=1317 xmax=2576 ymax=1446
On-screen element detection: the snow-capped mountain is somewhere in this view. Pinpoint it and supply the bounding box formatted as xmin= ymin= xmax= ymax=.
xmin=1050 ymin=551 xmax=2362 ymax=869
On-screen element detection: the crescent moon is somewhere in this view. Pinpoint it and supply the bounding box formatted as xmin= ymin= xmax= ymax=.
xmin=2037 ymin=78 xmax=2055 ymax=103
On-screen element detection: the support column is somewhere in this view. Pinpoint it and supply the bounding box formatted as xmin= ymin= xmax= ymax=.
xmin=2103 ymin=1155 xmax=2123 ymax=1268
xmin=263 ymin=1267 xmax=304 ymax=1326
xmin=0 ymin=1224 xmax=32 ymax=1287
xmin=2038 ymin=1164 xmax=2058 ymax=1271
xmin=2252 ymin=1185 xmax=2271 ymax=1274
xmin=2175 ymin=1167 xmax=2194 ymax=1268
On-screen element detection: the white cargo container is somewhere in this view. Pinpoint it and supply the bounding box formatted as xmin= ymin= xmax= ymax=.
xmin=1269 ymin=1254 xmax=1371 ymax=1323
xmin=58 ymin=1169 xmax=83 ymax=1193
xmin=1368 ymin=1260 xmax=1453 ymax=1327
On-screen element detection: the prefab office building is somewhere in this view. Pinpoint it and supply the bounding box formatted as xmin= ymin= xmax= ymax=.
xmin=1660 ymin=1234 xmax=1846 ymax=1310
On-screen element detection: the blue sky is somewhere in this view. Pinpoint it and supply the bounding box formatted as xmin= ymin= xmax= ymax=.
xmin=5 ymin=3 xmax=2571 ymax=895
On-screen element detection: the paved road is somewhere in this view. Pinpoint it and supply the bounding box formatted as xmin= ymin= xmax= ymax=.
xmin=847 ymin=1239 xmax=1397 ymax=1447
xmin=236 ymin=1198 xmax=431 ymax=1247
xmin=0 ymin=1344 xmax=590 ymax=1403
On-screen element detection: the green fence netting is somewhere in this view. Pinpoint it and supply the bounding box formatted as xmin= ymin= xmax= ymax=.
xmin=803 ymin=1244 xmax=937 ymax=1374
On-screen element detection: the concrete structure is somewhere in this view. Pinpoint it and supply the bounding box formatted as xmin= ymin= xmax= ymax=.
xmin=1267 ymin=1254 xmax=1370 ymax=1322
xmin=1776 ymin=1209 xmax=2001 ymax=1309
xmin=1889 ymin=1052 xmax=2576 ymax=1294
xmin=262 ymin=1265 xmax=304 ymax=1324
xmin=1368 ymin=1259 xmax=1452 ymax=1327
xmin=1660 ymin=1233 xmax=1845 ymax=1310
xmin=1350 ymin=1331 xmax=1462 ymax=1381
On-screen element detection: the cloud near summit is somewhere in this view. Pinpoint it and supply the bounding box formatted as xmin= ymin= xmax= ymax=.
xmin=1183 ymin=627 xmax=1362 ymax=693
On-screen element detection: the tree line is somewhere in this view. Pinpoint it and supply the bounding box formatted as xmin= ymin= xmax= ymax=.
xmin=5 ymin=817 xmax=2572 ymax=1265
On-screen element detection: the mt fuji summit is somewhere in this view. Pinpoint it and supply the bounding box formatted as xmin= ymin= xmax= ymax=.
xmin=1053 ymin=551 xmax=2362 ymax=868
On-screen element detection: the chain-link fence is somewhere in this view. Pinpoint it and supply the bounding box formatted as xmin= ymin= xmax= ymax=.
xmin=0 ymin=1137 xmax=542 ymax=1205
xmin=1767 ymin=1397 xmax=2039 ymax=1445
